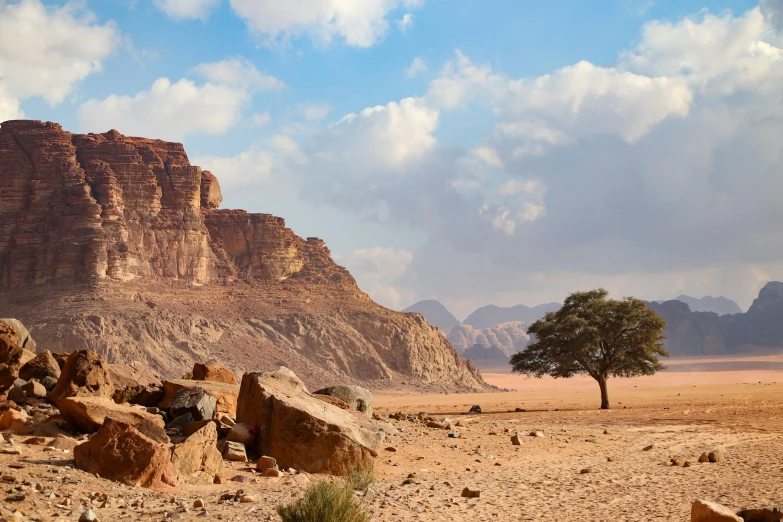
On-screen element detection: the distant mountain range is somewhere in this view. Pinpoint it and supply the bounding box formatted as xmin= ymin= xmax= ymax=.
xmin=401 ymin=300 xmax=460 ymax=331
xmin=403 ymin=286 xmax=780 ymax=363
xmin=668 ymin=295 xmax=742 ymax=315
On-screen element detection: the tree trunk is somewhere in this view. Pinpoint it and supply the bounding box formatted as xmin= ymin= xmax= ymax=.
xmin=598 ymin=375 xmax=610 ymax=410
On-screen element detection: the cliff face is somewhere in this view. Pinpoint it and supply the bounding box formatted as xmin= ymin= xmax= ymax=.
xmin=0 ymin=120 xmax=487 ymax=391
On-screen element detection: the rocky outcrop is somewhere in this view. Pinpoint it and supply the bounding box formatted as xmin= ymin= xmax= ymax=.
xmin=448 ymin=321 xmax=531 ymax=358
xmin=192 ymin=363 xmax=237 ymax=385
xmin=0 ymin=121 xmax=487 ymax=392
xmin=236 ymin=367 xmax=382 ymax=475
xmin=646 ymin=301 xmax=726 ymax=356
xmin=47 ymin=350 xmax=115 ymax=402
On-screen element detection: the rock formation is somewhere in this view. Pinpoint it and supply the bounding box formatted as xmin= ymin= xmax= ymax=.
xmin=462 ymin=303 xmax=560 ymax=329
xmin=402 ymin=300 xmax=461 ymax=332
xmin=448 ymin=321 xmax=531 ymax=359
xmin=0 ymin=120 xmax=486 ymax=392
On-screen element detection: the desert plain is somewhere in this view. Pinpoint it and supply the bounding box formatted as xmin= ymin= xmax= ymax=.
xmin=0 ymin=353 xmax=779 ymax=521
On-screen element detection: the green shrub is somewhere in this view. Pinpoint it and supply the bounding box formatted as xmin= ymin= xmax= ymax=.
xmin=277 ymin=480 xmax=371 ymax=522
xmin=347 ymin=461 xmax=375 ymax=491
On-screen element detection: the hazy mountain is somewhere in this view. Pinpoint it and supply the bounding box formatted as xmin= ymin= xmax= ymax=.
xmin=673 ymin=294 xmax=742 ymax=315
xmin=448 ymin=321 xmax=531 ymax=357
xmin=402 ymin=299 xmax=461 ymax=332
xmin=647 ymin=282 xmax=783 ymax=356
xmin=463 ymin=303 xmax=560 ymax=329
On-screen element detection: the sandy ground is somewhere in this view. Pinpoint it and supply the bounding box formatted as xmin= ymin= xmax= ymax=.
xmin=0 ymin=356 xmax=780 ymax=521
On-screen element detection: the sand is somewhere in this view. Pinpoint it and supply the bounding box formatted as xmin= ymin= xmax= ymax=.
xmin=0 ymin=355 xmax=780 ymax=521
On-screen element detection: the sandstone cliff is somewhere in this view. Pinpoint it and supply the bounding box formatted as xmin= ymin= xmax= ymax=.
xmin=0 ymin=120 xmax=487 ymax=392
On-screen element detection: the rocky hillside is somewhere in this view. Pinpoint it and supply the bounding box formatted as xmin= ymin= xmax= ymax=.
xmin=0 ymin=120 xmax=487 ymax=392
xmin=448 ymin=322 xmax=531 ymax=359
xmin=462 ymin=303 xmax=560 ymax=329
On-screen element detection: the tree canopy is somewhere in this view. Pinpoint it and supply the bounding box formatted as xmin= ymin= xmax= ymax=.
xmin=509 ymin=289 xmax=668 ymax=409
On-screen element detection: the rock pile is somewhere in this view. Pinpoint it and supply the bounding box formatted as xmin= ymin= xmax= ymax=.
xmin=0 ymin=318 xmax=387 ymax=492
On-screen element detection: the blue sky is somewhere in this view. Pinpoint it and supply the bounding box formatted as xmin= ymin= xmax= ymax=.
xmin=1 ymin=0 xmax=782 ymax=317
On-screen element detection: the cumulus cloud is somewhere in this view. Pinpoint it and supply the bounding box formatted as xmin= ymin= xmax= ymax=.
xmin=396 ymin=13 xmax=413 ymax=33
xmin=759 ymin=0 xmax=782 ymax=34
xmin=78 ymin=58 xmax=283 ymax=139
xmin=227 ymin=0 xmax=423 ymax=47
xmin=0 ymin=0 xmax=118 ymax=120
xmin=405 ymin=57 xmax=427 ymax=78
xmin=204 ymin=3 xmax=783 ymax=311
xmin=191 ymin=58 xmax=286 ymax=91
xmin=153 ymin=0 xmax=221 ymax=20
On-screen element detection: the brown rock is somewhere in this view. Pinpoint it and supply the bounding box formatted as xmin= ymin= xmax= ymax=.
xmin=160 ymin=380 xmax=238 ymax=419
xmin=236 ymin=367 xmax=382 ymax=475
xmin=0 ymin=320 xmax=36 ymax=390
xmin=691 ymin=499 xmax=742 ymax=521
xmin=57 ymin=397 xmax=166 ymax=441
xmin=47 ymin=436 xmax=80 ymax=452
xmin=735 ymin=507 xmax=783 ymax=522
xmin=73 ymin=418 xmax=173 ymax=488
xmin=314 ymin=394 xmax=351 ymax=409
xmin=225 ymin=423 xmax=259 ymax=446
xmin=461 ymin=487 xmax=480 ymax=498
xmin=170 ymin=422 xmax=223 ymax=485
xmin=222 ymin=441 xmax=247 ymax=462
xmin=192 ymin=363 xmax=237 ymax=385
xmin=313 ymin=385 xmax=373 ymax=416
xmin=18 ymin=351 xmax=61 ymax=383
xmin=708 ymin=450 xmax=725 ymax=463
xmin=256 ymin=456 xmax=278 ymax=472
xmin=699 ymin=452 xmax=710 ymax=463
xmin=0 ymin=409 xmax=27 ymax=432
xmin=47 ymin=351 xmax=114 ymax=403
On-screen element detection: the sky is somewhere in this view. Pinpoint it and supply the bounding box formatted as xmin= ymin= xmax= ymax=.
xmin=1 ymin=0 xmax=782 ymax=319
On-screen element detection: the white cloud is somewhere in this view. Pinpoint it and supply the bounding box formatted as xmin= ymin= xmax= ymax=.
xmin=298 ymin=103 xmax=331 ymax=121
xmin=191 ymin=58 xmax=286 ymax=91
xmin=227 ymin=0 xmax=423 ymax=47
xmin=334 ymin=247 xmax=414 ymax=308
xmin=153 ymin=0 xmax=221 ymax=20
xmin=78 ymin=77 xmax=248 ymax=140
xmin=396 ymin=13 xmax=413 ymax=33
xmin=0 ymin=0 xmax=118 ymax=119
xmin=252 ymin=111 xmax=271 ymax=127
xmin=761 ymin=0 xmax=783 ymax=34
xmin=405 ymin=56 xmax=427 ymax=78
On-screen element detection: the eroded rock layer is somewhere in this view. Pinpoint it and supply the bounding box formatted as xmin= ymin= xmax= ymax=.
xmin=0 ymin=120 xmax=487 ymax=392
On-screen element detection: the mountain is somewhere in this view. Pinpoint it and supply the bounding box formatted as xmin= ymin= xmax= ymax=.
xmin=0 ymin=120 xmax=488 ymax=392
xmin=448 ymin=322 xmax=531 ymax=357
xmin=463 ymin=303 xmax=560 ymax=329
xmin=673 ymin=294 xmax=742 ymax=315
xmin=647 ymin=282 xmax=783 ymax=355
xmin=402 ymin=300 xmax=460 ymax=332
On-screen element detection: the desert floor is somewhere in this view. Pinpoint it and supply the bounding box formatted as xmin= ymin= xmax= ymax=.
xmin=0 ymin=354 xmax=781 ymax=521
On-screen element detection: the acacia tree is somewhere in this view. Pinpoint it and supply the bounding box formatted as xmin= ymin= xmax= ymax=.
xmin=510 ymin=289 xmax=668 ymax=409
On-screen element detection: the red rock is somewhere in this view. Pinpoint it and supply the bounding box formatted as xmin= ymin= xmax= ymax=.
xmin=19 ymin=350 xmax=61 ymax=381
xmin=192 ymin=363 xmax=237 ymax=385
xmin=47 ymin=350 xmax=114 ymax=403
xmin=73 ymin=417 xmax=173 ymax=488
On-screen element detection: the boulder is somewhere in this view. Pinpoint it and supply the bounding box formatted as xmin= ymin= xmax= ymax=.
xmin=21 ymin=380 xmax=46 ymax=399
xmin=225 ymin=423 xmax=259 ymax=446
xmin=313 ymin=385 xmax=373 ymax=416
xmin=57 ymin=397 xmax=167 ymax=442
xmin=709 ymin=450 xmax=725 ymax=463
xmin=236 ymin=367 xmax=382 ymax=475
xmin=0 ymin=319 xmax=36 ymax=353
xmin=0 ymin=408 xmax=27 ymax=432
xmin=192 ymin=363 xmax=237 ymax=385
xmin=19 ymin=351 xmax=61 ymax=382
xmin=74 ymin=418 xmax=174 ymax=488
xmin=256 ymin=456 xmax=278 ymax=472
xmin=47 ymin=351 xmax=114 ymax=403
xmin=160 ymin=379 xmax=239 ymax=418
xmin=112 ymin=384 xmax=164 ymax=407
xmin=171 ymin=422 xmax=223 ymax=485
xmin=314 ymin=394 xmax=351 ymax=409
xmin=0 ymin=320 xmax=37 ymax=391
xmin=691 ymin=500 xmax=743 ymax=522
xmin=109 ymin=362 xmax=164 ymax=406
xmin=736 ymin=507 xmax=783 ymax=522
xmin=222 ymin=441 xmax=247 ymax=462
xmin=168 ymin=387 xmax=217 ymax=422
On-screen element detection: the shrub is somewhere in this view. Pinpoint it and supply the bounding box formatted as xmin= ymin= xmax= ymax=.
xmin=347 ymin=461 xmax=375 ymax=491
xmin=277 ymin=480 xmax=371 ymax=522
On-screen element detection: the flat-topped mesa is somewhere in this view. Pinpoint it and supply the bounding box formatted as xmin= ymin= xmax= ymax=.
xmin=0 ymin=120 xmax=354 ymax=289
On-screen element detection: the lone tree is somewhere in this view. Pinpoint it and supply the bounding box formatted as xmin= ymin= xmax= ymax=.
xmin=510 ymin=289 xmax=668 ymax=409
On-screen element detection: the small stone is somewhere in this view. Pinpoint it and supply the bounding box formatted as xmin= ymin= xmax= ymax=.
xmin=193 ymin=498 xmax=205 ymax=509
xmin=532 ymin=431 xmax=545 ymax=438
xmin=222 ymin=441 xmax=247 ymax=462
xmin=231 ymin=474 xmax=250 ymax=483
xmin=256 ymin=456 xmax=278 ymax=472
xmin=262 ymin=469 xmax=282 ymax=477
xmin=448 ymin=432 xmax=460 ymax=438
xmin=6 ymin=493 xmax=25 ymax=502
xmin=708 ymin=450 xmax=724 ymax=463
xmin=461 ymin=486 xmax=480 ymax=498
xmin=643 ymin=444 xmax=654 ymax=451
xmin=671 ymin=457 xmax=686 ymax=467
xmin=580 ymin=468 xmax=591 ymax=474
xmin=511 ymin=433 xmax=523 ymax=445
xmin=468 ymin=405 xmax=482 ymax=414
xmin=699 ymin=452 xmax=710 ymax=463
xmin=515 ymin=408 xmax=526 ymax=412
xmin=78 ymin=509 xmax=99 ymax=522
xmin=384 ymin=447 xmax=397 ymax=452
xmin=239 ymin=495 xmax=258 ymax=503
xmin=691 ymin=499 xmax=742 ymax=522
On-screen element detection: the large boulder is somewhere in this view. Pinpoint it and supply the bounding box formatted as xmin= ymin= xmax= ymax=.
xmin=736 ymin=507 xmax=783 ymax=522
xmin=192 ymin=363 xmax=237 ymax=385
xmin=19 ymin=350 xmax=61 ymax=382
xmin=691 ymin=500 xmax=743 ymax=522
xmin=168 ymin=386 xmax=216 ymax=422
xmin=313 ymin=385 xmax=373 ymax=416
xmin=58 ymin=396 xmax=167 ymax=442
xmin=159 ymin=379 xmax=239 ymax=418
xmin=47 ymin=351 xmax=114 ymax=402
xmin=170 ymin=422 xmax=222 ymax=485
xmin=74 ymin=418 xmax=176 ymax=488
xmin=109 ymin=362 xmax=164 ymax=405
xmin=236 ymin=367 xmax=382 ymax=475
xmin=0 ymin=320 xmax=37 ymax=390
